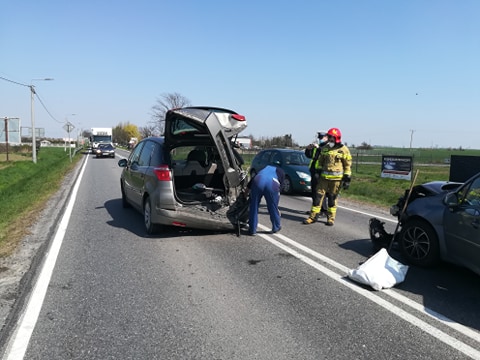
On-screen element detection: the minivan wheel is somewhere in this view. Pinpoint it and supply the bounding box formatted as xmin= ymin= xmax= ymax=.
xmin=399 ymin=219 xmax=440 ymax=267
xmin=144 ymin=196 xmax=160 ymax=235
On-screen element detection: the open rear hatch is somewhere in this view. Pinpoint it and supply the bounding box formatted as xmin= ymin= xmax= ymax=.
xmin=164 ymin=107 xmax=248 ymax=206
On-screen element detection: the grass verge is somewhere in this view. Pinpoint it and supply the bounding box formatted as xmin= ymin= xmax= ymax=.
xmin=0 ymin=148 xmax=83 ymax=257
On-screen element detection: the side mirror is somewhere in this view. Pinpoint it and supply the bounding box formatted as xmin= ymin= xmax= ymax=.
xmin=444 ymin=192 xmax=459 ymax=207
xmin=118 ymin=158 xmax=127 ymax=167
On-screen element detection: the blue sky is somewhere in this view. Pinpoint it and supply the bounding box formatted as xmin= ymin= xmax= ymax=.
xmin=1 ymin=1 xmax=479 ymax=148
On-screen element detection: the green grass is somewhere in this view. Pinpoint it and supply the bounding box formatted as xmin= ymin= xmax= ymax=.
xmin=341 ymin=164 xmax=450 ymax=207
xmin=0 ymin=148 xmax=82 ymax=256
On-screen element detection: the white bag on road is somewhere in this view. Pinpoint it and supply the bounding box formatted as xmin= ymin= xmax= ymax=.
xmin=348 ymin=248 xmax=409 ymax=291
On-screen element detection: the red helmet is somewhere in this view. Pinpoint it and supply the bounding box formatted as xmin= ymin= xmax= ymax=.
xmin=327 ymin=128 xmax=342 ymax=143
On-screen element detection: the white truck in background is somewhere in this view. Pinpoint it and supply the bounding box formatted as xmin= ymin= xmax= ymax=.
xmin=90 ymin=127 xmax=113 ymax=152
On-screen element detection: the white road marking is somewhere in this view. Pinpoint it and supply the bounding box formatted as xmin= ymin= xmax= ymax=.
xmin=256 ymin=223 xmax=480 ymax=359
xmin=298 ymin=195 xmax=397 ymax=223
xmin=2 ymin=156 xmax=89 ymax=360
xmin=293 ymin=197 xmax=480 ymax=342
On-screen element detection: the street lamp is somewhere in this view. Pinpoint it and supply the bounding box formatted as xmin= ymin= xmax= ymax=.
xmin=30 ymin=78 xmax=54 ymax=163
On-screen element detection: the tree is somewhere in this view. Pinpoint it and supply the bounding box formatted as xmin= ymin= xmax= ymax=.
xmin=151 ymin=92 xmax=191 ymax=135
xmin=113 ymin=122 xmax=140 ymax=145
xmin=139 ymin=124 xmax=157 ymax=138
xmin=124 ymin=123 xmax=140 ymax=140
xmin=249 ymin=134 xmax=299 ymax=149
xmin=357 ymin=142 xmax=373 ymax=150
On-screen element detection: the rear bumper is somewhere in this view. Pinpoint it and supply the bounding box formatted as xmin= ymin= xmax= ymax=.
xmin=154 ymin=208 xmax=236 ymax=231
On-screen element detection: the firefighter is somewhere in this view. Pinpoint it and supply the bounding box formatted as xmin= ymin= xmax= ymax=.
xmin=303 ymin=127 xmax=352 ymax=226
xmin=247 ymin=165 xmax=285 ymax=235
xmin=305 ymin=131 xmax=329 ymax=217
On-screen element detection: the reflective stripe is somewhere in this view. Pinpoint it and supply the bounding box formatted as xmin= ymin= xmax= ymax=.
xmin=322 ymin=171 xmax=343 ymax=176
xmin=323 ymin=175 xmax=343 ymax=180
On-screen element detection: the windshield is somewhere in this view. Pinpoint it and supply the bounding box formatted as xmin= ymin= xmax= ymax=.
xmin=283 ymin=152 xmax=309 ymax=165
xmin=99 ymin=144 xmax=114 ymax=150
xmin=92 ymin=135 xmax=111 ymax=142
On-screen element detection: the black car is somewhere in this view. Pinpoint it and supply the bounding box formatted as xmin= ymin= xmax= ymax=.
xmin=95 ymin=143 xmax=115 ymax=158
xmin=372 ymin=172 xmax=480 ymax=276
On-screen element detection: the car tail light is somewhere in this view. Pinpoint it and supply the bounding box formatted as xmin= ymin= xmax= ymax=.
xmin=153 ymin=165 xmax=171 ymax=181
xmin=232 ymin=114 xmax=246 ymax=121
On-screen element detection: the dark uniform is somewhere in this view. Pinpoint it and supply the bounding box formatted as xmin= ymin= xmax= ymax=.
xmin=305 ymin=131 xmax=329 ymax=216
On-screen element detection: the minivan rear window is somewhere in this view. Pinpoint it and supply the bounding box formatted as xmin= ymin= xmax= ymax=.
xmin=170 ymin=117 xmax=208 ymax=137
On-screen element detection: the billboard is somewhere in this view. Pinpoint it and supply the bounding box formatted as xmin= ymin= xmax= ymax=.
xmin=0 ymin=117 xmax=21 ymax=144
xmin=449 ymin=155 xmax=480 ymax=182
xmin=381 ymin=155 xmax=413 ymax=180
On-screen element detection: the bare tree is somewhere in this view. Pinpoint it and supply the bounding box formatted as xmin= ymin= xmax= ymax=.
xmin=139 ymin=124 xmax=157 ymax=138
xmin=150 ymin=92 xmax=191 ymax=135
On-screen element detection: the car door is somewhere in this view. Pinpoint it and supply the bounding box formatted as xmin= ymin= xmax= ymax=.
xmin=122 ymin=141 xmax=144 ymax=205
xmin=271 ymin=151 xmax=282 ymax=167
xmin=443 ymin=175 xmax=480 ymax=272
xmin=129 ymin=140 xmax=156 ymax=209
xmin=254 ymin=150 xmax=273 ymax=171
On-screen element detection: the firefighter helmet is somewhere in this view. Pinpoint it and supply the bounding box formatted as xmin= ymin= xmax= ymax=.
xmin=327 ymin=128 xmax=342 ymax=143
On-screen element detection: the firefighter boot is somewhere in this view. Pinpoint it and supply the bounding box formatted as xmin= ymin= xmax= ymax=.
xmin=326 ymin=216 xmax=335 ymax=226
xmin=303 ymin=211 xmax=319 ymax=225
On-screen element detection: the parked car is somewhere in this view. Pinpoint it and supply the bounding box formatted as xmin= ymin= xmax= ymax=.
xmin=249 ymin=148 xmax=311 ymax=194
xmin=95 ymin=143 xmax=115 ymax=158
xmin=376 ymin=172 xmax=480 ymax=276
xmin=118 ymin=106 xmax=249 ymax=234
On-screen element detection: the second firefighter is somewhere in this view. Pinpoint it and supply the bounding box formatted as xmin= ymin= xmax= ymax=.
xmin=303 ymin=127 xmax=352 ymax=226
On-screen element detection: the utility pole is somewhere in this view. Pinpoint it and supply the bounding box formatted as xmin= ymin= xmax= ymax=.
xmin=30 ymin=78 xmax=54 ymax=163
xmin=4 ymin=117 xmax=9 ymax=161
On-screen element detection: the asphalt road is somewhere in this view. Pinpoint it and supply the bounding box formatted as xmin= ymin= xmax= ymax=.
xmin=1 ymin=149 xmax=480 ymax=359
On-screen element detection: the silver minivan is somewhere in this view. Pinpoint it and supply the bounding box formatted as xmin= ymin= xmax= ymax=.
xmin=118 ymin=107 xmax=249 ymax=234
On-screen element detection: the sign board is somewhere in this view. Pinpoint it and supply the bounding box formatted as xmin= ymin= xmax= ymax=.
xmin=449 ymin=155 xmax=480 ymax=182
xmin=22 ymin=127 xmax=45 ymax=138
xmin=1 ymin=118 xmax=21 ymax=144
xmin=63 ymin=122 xmax=75 ymax=133
xmin=381 ymin=155 xmax=413 ymax=180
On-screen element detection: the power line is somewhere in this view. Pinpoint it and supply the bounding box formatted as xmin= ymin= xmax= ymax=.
xmin=34 ymin=91 xmax=62 ymax=123
xmin=1 ymin=75 xmax=61 ymax=124
xmin=0 ymin=76 xmax=28 ymax=87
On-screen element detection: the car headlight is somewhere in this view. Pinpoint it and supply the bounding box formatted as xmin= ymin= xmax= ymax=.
xmin=296 ymin=171 xmax=311 ymax=181
xmin=390 ymin=205 xmax=400 ymax=216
